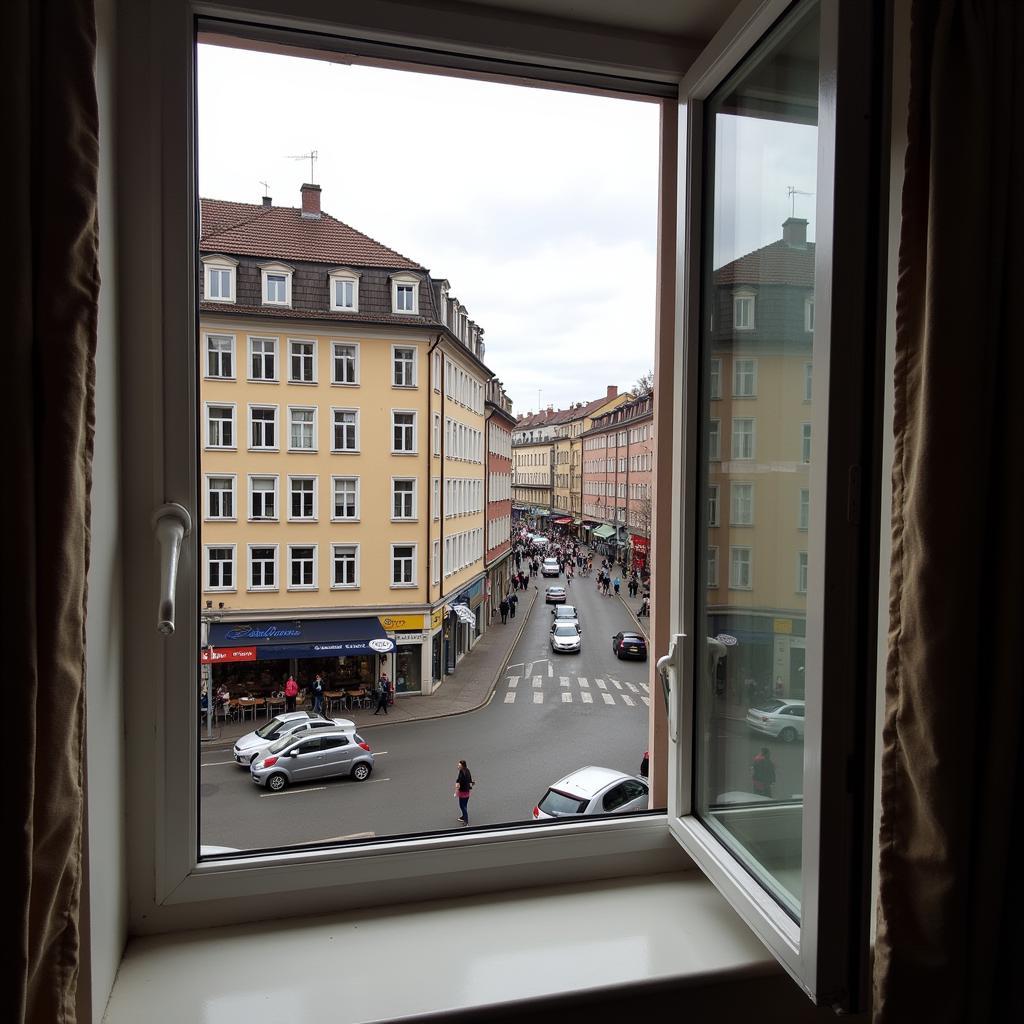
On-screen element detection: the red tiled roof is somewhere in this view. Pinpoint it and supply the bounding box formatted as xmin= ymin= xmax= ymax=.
xmin=200 ymin=198 xmax=423 ymax=270
xmin=714 ymin=240 xmax=815 ymax=287
xmin=515 ymin=391 xmax=628 ymax=429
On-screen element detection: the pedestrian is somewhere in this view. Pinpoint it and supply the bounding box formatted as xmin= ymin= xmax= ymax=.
xmin=750 ymin=747 xmax=776 ymax=798
xmin=312 ymin=673 xmax=324 ymax=716
xmin=638 ymin=597 xmax=649 ymax=617
xmin=284 ymin=674 xmax=298 ymax=712
xmin=500 ymin=597 xmax=509 ymax=624
xmin=509 ymin=592 xmax=518 ymax=618
xmin=373 ymin=671 xmax=390 ymax=715
xmin=454 ymin=759 xmax=474 ymax=825
xmin=613 ymin=576 xmax=621 ymax=596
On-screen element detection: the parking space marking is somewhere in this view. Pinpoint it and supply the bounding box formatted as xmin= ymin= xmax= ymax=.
xmin=560 ymin=676 xmax=570 ymax=687
xmin=504 ymin=692 xmax=516 ymax=703
xmin=260 ymin=786 xmax=328 ymax=797
xmin=526 ymin=663 xmax=533 ymax=676
xmin=621 ymin=695 xmax=635 ymax=707
xmin=624 ymin=681 xmax=639 ymax=693
xmin=532 ymin=675 xmax=543 ymax=688
xmin=596 ymin=678 xmax=607 ymax=689
xmin=201 ymin=760 xmax=236 ymax=767
xmin=578 ymin=677 xmax=589 ymax=688
xmin=611 ymin=679 xmax=623 ymax=690
xmin=548 ymin=664 xmax=553 ymax=677
xmin=602 ymin=693 xmax=615 ymax=705
xmin=507 ymin=675 xmax=520 ymax=688
xmin=533 ymin=692 xmax=544 ymax=704
xmin=641 ymin=696 xmax=650 ymax=706
xmin=581 ymin=692 xmax=593 ymax=704
xmin=640 ymin=682 xmax=650 ymax=693
xmin=561 ymin=692 xmax=572 ymax=703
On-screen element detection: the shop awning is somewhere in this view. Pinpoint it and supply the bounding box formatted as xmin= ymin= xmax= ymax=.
xmin=208 ymin=617 xmax=395 ymax=659
xmin=592 ymin=524 xmax=616 ymax=540
xmin=451 ymin=604 xmax=476 ymax=625
xmin=553 ymin=517 xmax=572 ymax=525
xmin=533 ymin=507 xmax=551 ymax=516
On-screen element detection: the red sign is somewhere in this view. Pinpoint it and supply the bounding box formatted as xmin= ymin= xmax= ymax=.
xmin=201 ymin=646 xmax=257 ymax=664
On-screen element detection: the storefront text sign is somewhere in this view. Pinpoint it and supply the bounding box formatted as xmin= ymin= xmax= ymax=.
xmin=379 ymin=613 xmax=427 ymax=631
xmin=200 ymin=646 xmax=257 ymax=664
xmin=773 ymin=618 xmax=793 ymax=634
xmin=430 ymin=607 xmax=445 ymax=630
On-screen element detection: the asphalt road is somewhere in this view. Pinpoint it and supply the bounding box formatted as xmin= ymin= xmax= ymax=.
xmin=200 ymin=561 xmax=653 ymax=851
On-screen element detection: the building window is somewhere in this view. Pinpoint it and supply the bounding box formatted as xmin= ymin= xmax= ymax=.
xmin=708 ymin=419 xmax=721 ymax=461
xmin=731 ymin=417 xmax=755 ymax=460
xmin=799 ymin=488 xmax=810 ymax=531
xmin=802 ymin=422 xmax=812 ymax=463
xmin=260 ymin=263 xmax=293 ymax=306
xmin=707 ymin=547 xmax=719 ymax=588
xmin=433 ymin=351 xmax=441 ymax=391
xmin=805 ymin=297 xmax=815 ymax=333
xmin=804 ymin=362 xmax=813 ymax=402
xmin=205 ymin=334 xmax=234 ymax=378
xmin=332 ymin=477 xmax=358 ymax=520
xmin=249 ymin=405 xmax=277 ymax=450
xmin=249 ymin=476 xmax=277 ymax=520
xmin=332 ymin=409 xmax=358 ymax=452
xmin=248 ymin=546 xmax=277 ymax=591
xmin=730 ymin=482 xmax=754 ymax=525
xmin=433 ymin=477 xmax=440 ymax=520
xmin=729 ymin=546 xmax=752 ymax=590
xmin=289 ymin=340 xmax=316 ymax=383
xmin=288 ymin=477 xmax=316 ymax=521
xmin=391 ymin=544 xmax=416 ymax=586
xmin=433 ymin=413 xmax=441 ymax=456
xmin=288 ymin=545 xmax=317 ymax=589
xmin=329 ymin=269 xmax=359 ymax=312
xmin=332 ymin=545 xmax=359 ymax=588
xmin=284 ymin=409 xmax=314 ymax=452
xmin=206 ymin=476 xmax=234 ymax=520
xmin=733 ymin=358 xmax=756 ymax=397
xmin=707 ymin=483 xmax=720 ymax=528
xmin=432 ymin=539 xmax=440 ymax=585
xmin=392 ymin=411 xmax=416 ymax=453
xmin=205 ymin=545 xmax=235 ymax=591
xmin=396 ymin=284 xmax=414 ymax=311
xmin=206 ymin=404 xmax=234 ymax=448
xmin=391 ymin=275 xmax=420 ymax=314
xmin=733 ymin=292 xmax=755 ymax=330
xmin=797 ymin=551 xmax=809 ymax=594
xmin=393 ymin=346 xmax=416 ymax=387
xmin=249 ymin=336 xmax=277 ymax=381
xmin=392 ymin=478 xmax=416 ymax=520
xmin=332 ymin=343 xmax=358 ymax=385
xmin=202 ymin=256 xmax=236 ymax=303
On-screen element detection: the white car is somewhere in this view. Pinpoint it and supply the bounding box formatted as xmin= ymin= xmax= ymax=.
xmin=745 ymin=698 xmax=805 ymax=743
xmin=533 ymin=767 xmax=649 ymax=820
xmin=550 ymin=622 xmax=582 ymax=653
xmin=232 ymin=711 xmax=356 ymax=767
xmin=541 ymin=557 xmax=561 ymax=577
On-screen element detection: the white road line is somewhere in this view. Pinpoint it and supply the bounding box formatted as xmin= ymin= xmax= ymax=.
xmin=640 ymin=682 xmax=650 ymax=693
xmin=533 ymin=692 xmax=544 ymax=704
xmin=201 ymin=760 xmax=236 ymax=767
xmin=625 ymin=682 xmax=639 ymax=693
xmin=548 ymin=664 xmax=553 ymax=677
xmin=526 ymin=663 xmax=533 ymax=676
xmin=561 ymin=692 xmax=572 ymax=703
xmin=532 ymin=675 xmax=542 ymax=688
xmin=365 ymin=777 xmax=391 ymax=784
xmin=372 ymin=751 xmax=388 ymax=756
xmin=582 ymin=692 xmax=593 ymax=703
xmin=596 ymin=678 xmax=607 ymax=689
xmin=622 ymin=695 xmax=635 ymax=707
xmin=508 ymin=677 xmax=519 ymax=688
xmin=602 ymin=693 xmax=615 ymax=705
xmin=504 ymin=692 xmax=516 ymax=703
xmin=260 ymin=786 xmax=328 ymax=797
xmin=578 ymin=677 xmax=589 ymax=688
xmin=560 ymin=676 xmax=570 ymax=687
xmin=641 ymin=696 xmax=650 ymax=707
xmin=314 ymin=831 xmax=376 ymax=842
xmin=611 ymin=680 xmax=623 ymax=690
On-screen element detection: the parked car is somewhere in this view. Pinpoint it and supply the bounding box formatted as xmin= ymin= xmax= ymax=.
xmin=233 ymin=711 xmax=355 ymax=767
xmin=550 ymin=605 xmax=579 ymax=630
xmin=612 ymin=631 xmax=648 ymax=660
xmin=532 ymin=767 xmax=649 ymax=820
xmin=545 ymin=585 xmax=567 ymax=604
xmin=250 ymin=728 xmax=374 ymax=791
xmin=550 ymin=622 xmax=582 ymax=654
xmin=541 ymin=557 xmax=561 ymax=577
xmin=745 ymin=698 xmax=806 ymax=743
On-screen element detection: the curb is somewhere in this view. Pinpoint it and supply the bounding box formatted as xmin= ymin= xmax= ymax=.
xmin=617 ymin=593 xmax=648 ymax=641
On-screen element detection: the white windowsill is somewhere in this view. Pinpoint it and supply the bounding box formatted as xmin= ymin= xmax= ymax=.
xmin=102 ymin=871 xmax=779 ymax=1024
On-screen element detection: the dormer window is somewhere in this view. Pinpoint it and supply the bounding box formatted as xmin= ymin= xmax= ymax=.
xmin=202 ymin=254 xmax=237 ymax=303
xmin=391 ymin=273 xmax=420 ymax=314
xmin=733 ymin=290 xmax=755 ymax=330
xmin=259 ymin=262 xmax=293 ymax=307
xmin=328 ymin=267 xmax=360 ymax=312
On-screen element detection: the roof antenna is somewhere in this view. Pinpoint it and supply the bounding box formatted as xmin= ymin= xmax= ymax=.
xmin=786 ymin=185 xmax=814 ymax=217
xmin=259 ymin=180 xmax=270 ymax=197
xmin=287 ymin=149 xmax=319 ymax=183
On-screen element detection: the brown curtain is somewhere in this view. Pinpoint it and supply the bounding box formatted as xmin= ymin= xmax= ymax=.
xmin=875 ymin=1 xmax=1023 ymax=1020
xmin=5 ymin=0 xmax=99 ymax=1021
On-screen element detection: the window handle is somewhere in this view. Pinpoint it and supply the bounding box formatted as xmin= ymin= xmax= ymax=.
xmin=656 ymin=633 xmax=684 ymax=744
xmin=152 ymin=503 xmax=192 ymax=636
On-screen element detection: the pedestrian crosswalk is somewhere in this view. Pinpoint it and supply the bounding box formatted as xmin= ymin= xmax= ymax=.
xmin=500 ymin=674 xmax=650 ymax=709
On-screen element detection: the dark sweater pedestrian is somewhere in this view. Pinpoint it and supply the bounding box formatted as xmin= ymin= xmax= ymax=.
xmin=500 ymin=597 xmax=509 ymax=624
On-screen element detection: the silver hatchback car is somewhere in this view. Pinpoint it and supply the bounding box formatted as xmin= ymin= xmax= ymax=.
xmin=250 ymin=728 xmax=374 ymax=791
xmin=233 ymin=711 xmax=355 ymax=767
xmin=532 ymin=766 xmax=649 ymax=819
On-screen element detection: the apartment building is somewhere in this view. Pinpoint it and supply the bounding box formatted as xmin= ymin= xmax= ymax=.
xmin=199 ymin=185 xmax=491 ymax=694
xmin=484 ymin=380 xmax=515 ymax=615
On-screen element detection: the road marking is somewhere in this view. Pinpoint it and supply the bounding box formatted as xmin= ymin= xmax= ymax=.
xmin=312 ymin=831 xmax=376 ymax=842
xmin=596 ymin=678 xmax=607 ymax=689
xmin=526 ymin=662 xmax=533 ymax=676
xmin=578 ymin=677 xmax=589 ymax=688
xmin=260 ymin=786 xmax=328 ymax=797
xmin=508 ymin=676 xmax=519 ymax=688
xmin=640 ymin=682 xmax=650 ymax=693
xmin=533 ymin=692 xmax=544 ymax=704
xmin=548 ymin=664 xmax=553 ymax=677
xmin=625 ymin=682 xmax=639 ymax=693
xmin=622 ymin=695 xmax=635 ymax=707
xmin=372 ymin=751 xmax=388 ymax=756
xmin=201 ymin=759 xmax=236 ymax=767
xmin=560 ymin=676 xmax=570 ymax=687
xmin=641 ymin=696 xmax=650 ymax=707
xmin=602 ymin=693 xmax=615 ymax=705
xmin=532 ymin=675 xmax=542 ymax=688
xmin=561 ymin=692 xmax=572 ymax=703
xmin=365 ymin=777 xmax=391 ymax=784
xmin=611 ymin=679 xmax=623 ymax=690
xmin=504 ymin=692 xmax=516 ymax=703
xmin=582 ymin=692 xmax=593 ymax=703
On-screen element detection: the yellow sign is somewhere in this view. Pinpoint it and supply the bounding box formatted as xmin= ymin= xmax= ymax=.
xmin=379 ymin=613 xmax=426 ymax=631
xmin=430 ymin=607 xmax=445 ymax=631
xmin=773 ymin=618 xmax=793 ymax=635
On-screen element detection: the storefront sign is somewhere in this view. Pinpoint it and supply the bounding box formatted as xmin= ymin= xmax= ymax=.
xmin=200 ymin=646 xmax=257 ymax=664
xmin=210 ymin=616 xmax=396 ymax=659
xmin=390 ymin=633 xmax=426 ymax=644
xmin=773 ymin=618 xmax=793 ymax=635
xmin=378 ymin=613 xmax=426 ymax=631
xmin=430 ymin=607 xmax=445 ymax=630
xmin=223 ymin=623 xmax=302 ymax=642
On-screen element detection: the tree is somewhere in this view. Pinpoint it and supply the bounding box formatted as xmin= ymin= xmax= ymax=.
xmin=633 ymin=369 xmax=654 ymax=398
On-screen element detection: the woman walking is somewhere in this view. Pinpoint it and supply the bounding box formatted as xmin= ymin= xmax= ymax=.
xmin=455 ymin=759 xmax=474 ymax=825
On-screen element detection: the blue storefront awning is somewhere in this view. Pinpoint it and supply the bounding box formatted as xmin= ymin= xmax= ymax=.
xmin=210 ymin=617 xmax=395 ymax=659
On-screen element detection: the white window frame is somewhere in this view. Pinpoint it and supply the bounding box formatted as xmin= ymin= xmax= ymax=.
xmin=391 ymin=273 xmax=420 ymax=314
xmin=803 ymin=361 xmax=813 ymax=402
xmin=706 ymin=545 xmax=719 ymax=588
xmin=331 ymin=341 xmax=359 ymax=385
xmin=201 ymin=254 xmax=237 ymax=303
xmin=331 ymin=408 xmax=359 ymax=453
xmin=204 ymin=474 xmax=236 ymax=521
xmin=287 ymin=406 xmax=317 ymax=452
xmin=801 ymin=421 xmax=812 ymax=463
xmin=248 ymin=335 xmax=278 ymax=382
xmin=287 ymin=475 xmax=318 ymax=522
xmin=331 ymin=476 xmax=359 ymax=521
xmin=797 ymin=550 xmax=809 ymax=594
xmin=247 ymin=543 xmax=279 ymax=592
xmin=248 ymin=475 xmax=279 ymax=522
xmin=707 ymin=418 xmax=721 ymax=461
xmin=203 ymin=543 xmax=236 ymax=592
xmin=260 ymin=262 xmax=293 ymax=307
xmin=391 ymin=409 xmax=417 ymax=454
xmin=432 ymin=539 xmax=440 ymax=584
xmin=799 ymin=487 xmax=810 ymax=531
xmin=331 ymin=544 xmax=360 ymax=589
xmin=733 ymin=290 xmax=755 ymax=331
xmin=728 ymin=545 xmax=752 ymax=590
xmin=288 ymin=338 xmax=317 ymax=384
xmin=204 ymin=402 xmax=235 ymax=449
xmin=390 ymin=543 xmax=417 ymax=587
xmin=391 ymin=477 xmax=417 ymax=521
xmin=433 ymin=413 xmax=441 ymax=456
xmin=432 ymin=477 xmax=440 ymax=520
xmin=732 ymin=357 xmax=757 ymax=397
xmin=287 ymin=543 xmax=318 ymax=591
xmin=204 ymin=332 xmax=235 ymax=379
xmin=392 ymin=345 xmax=417 ymax=387
xmin=729 ymin=481 xmax=754 ymax=526
xmin=328 ymin=267 xmax=360 ymax=312
xmin=805 ymin=296 xmax=815 ymax=333
xmin=248 ymin=404 xmax=278 ymax=451
xmin=731 ymin=417 xmax=755 ymax=461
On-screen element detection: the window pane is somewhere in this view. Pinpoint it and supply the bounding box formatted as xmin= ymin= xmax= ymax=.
xmin=697 ymin=1 xmax=818 ymax=922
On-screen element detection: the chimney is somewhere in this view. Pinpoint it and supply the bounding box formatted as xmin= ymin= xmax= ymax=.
xmin=607 ymin=385 xmax=618 ymax=399
xmin=262 ymin=195 xmax=272 ymax=208
xmin=300 ymin=183 xmax=322 ymax=219
xmin=782 ymin=217 xmax=808 ymax=245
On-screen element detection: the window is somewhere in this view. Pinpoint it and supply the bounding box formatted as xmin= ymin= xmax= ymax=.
xmin=205 ymin=333 xmax=234 ymax=378
xmin=396 ymin=284 xmax=414 ymax=311
xmin=393 ymin=346 xmax=416 ymax=387
xmin=391 ymin=544 xmax=416 ymax=586
xmin=288 ymin=477 xmax=316 ymax=520
xmin=206 ymin=476 xmax=234 ymax=519
xmin=249 ymin=476 xmax=277 ymax=520
xmin=332 ymin=545 xmax=358 ymax=588
xmin=202 ymin=255 xmax=236 ymax=302
xmin=248 ymin=545 xmax=277 ymax=591
xmin=205 ymin=545 xmax=234 ymax=591
xmin=707 ymin=419 xmax=720 ymax=461
xmin=249 ymin=405 xmax=277 ymax=449
xmin=433 ymin=413 xmax=440 ymax=456
xmin=260 ymin=263 xmax=293 ymax=306
xmin=728 ymin=546 xmax=752 ymax=590
xmin=801 ymin=422 xmax=812 ymax=463
xmin=432 ymin=350 xmax=441 ymax=391
xmin=797 ymin=551 xmax=808 ymax=594
xmin=392 ymin=411 xmax=416 ymax=453
xmin=731 ymin=417 xmax=755 ymax=460
xmin=392 ymin=478 xmax=416 ymax=520
xmin=332 ymin=409 xmax=358 ymax=452
xmin=432 ymin=477 xmax=440 ymax=520
xmin=332 ymin=477 xmax=359 ymax=520
xmin=432 ymin=539 xmax=440 ymax=584
xmin=730 ymin=482 xmax=754 ymax=526
xmin=805 ymin=296 xmax=815 ymax=332
xmin=289 ymin=339 xmax=316 ymax=383
xmin=392 ymin=274 xmax=420 ymax=314
xmin=249 ymin=336 xmax=277 ymax=381
xmin=733 ymin=357 xmax=756 ymax=397
xmin=205 ymin=404 xmax=234 ymax=448
xmin=288 ymin=407 xmax=316 ymax=451
xmin=329 ymin=269 xmax=359 ymax=311
xmin=799 ymin=488 xmax=810 ymax=531
xmin=707 ymin=546 xmax=719 ymax=588
xmin=803 ymin=361 xmax=813 ymax=402
xmin=332 ymin=343 xmax=358 ymax=385
xmin=288 ymin=545 xmax=317 ymax=589
xmin=733 ymin=292 xmax=755 ymax=330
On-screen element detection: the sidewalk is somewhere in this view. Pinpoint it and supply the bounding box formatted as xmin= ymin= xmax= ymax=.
xmin=616 ymin=587 xmax=650 ymax=640
xmin=201 ymin=587 xmax=539 ymax=751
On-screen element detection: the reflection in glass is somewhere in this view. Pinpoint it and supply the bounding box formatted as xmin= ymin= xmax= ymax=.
xmin=696 ymin=0 xmax=819 ymax=921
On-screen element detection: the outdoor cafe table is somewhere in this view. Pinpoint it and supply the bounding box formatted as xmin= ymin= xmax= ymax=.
xmin=230 ymin=697 xmax=265 ymax=722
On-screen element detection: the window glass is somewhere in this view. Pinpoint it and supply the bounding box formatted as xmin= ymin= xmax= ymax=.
xmin=696 ymin=1 xmax=819 ymax=921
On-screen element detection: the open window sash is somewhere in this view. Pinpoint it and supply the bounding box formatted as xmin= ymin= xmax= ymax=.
xmin=663 ymin=0 xmax=882 ymax=1010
